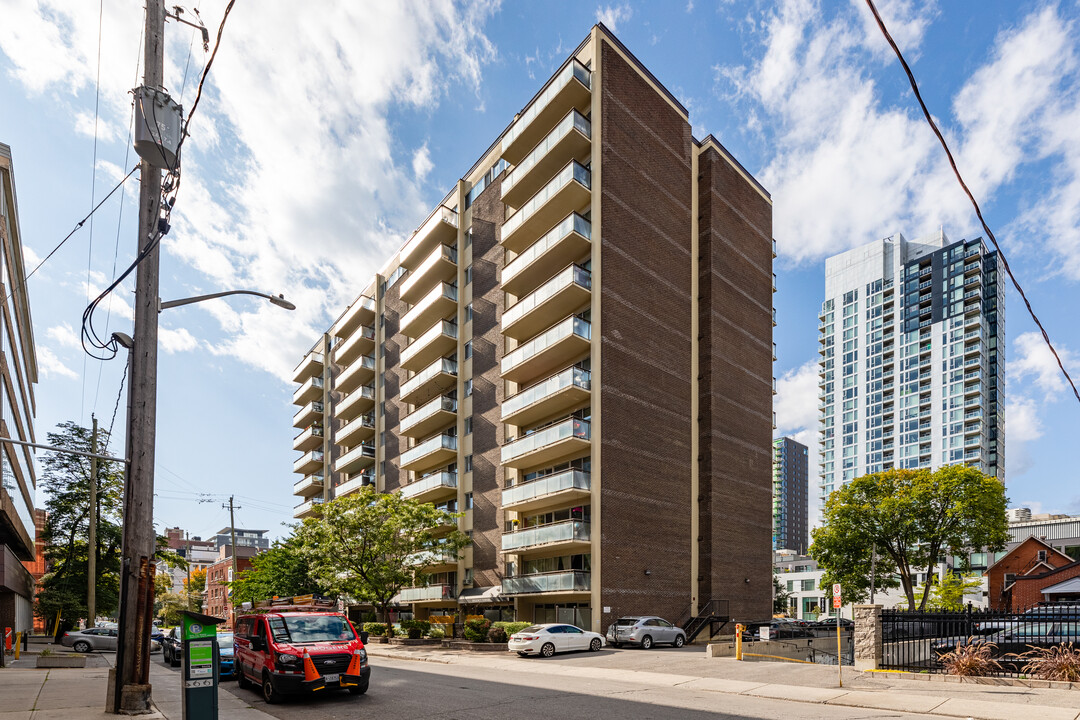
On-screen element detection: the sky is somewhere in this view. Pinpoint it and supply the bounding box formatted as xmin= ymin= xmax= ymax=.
xmin=1 ymin=0 xmax=1078 ymax=542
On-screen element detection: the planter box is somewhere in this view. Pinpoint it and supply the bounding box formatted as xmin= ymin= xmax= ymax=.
xmin=440 ymin=640 xmax=509 ymax=652
xmin=388 ymin=638 xmax=442 ymax=646
xmin=37 ymin=655 xmax=87 ymax=668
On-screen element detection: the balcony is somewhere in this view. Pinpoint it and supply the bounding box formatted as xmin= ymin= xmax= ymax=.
xmin=334 ymin=443 xmax=375 ymax=474
xmin=501 ymin=367 xmax=590 ymax=428
xmin=400 ymin=433 xmax=457 ymax=473
xmin=337 ymin=354 xmax=375 ymax=393
xmin=293 ymin=473 xmax=323 ymax=498
xmin=501 ymin=417 xmax=590 ymax=469
xmin=292 ymin=351 xmax=324 ymax=384
xmin=334 ymin=325 xmax=375 ymax=365
xmin=400 ymin=395 xmax=457 ymax=439
xmin=502 ymin=58 xmax=591 ymax=165
xmin=335 ymin=295 xmax=376 ymax=339
xmin=334 ymin=473 xmax=374 ymax=498
xmin=502 ymin=213 xmax=591 ymax=298
xmin=501 ymin=316 xmax=590 ymax=385
xmin=503 ymin=265 xmax=591 ymax=341
xmin=336 ymin=385 xmax=375 ymax=421
xmin=400 ymin=584 xmax=455 ymax=603
xmin=292 ymin=400 xmax=324 ymax=429
xmin=292 ymin=424 xmax=324 ymax=452
xmin=501 ymin=519 xmax=590 ymax=554
xmin=502 ymin=469 xmax=590 ymax=514
xmin=407 ymin=546 xmax=459 ymax=571
xmin=502 ymin=570 xmax=590 ymax=596
xmin=400 ymin=471 xmax=458 ymax=503
xmin=293 ymin=449 xmax=324 ymax=475
xmin=292 ymin=375 xmax=324 ymax=406
xmin=502 ymin=109 xmax=591 ymax=208
xmin=400 ymin=244 xmax=458 ymax=305
xmin=399 ymin=206 xmax=458 ymax=271
xmin=337 ymin=413 xmax=375 ymax=447
xmin=293 ymin=496 xmax=324 ymax=520
xmin=401 ymin=283 xmax=458 ymax=339
xmin=501 ymin=161 xmax=591 ymax=254
xmin=400 ymin=320 xmax=458 ymax=372
xmin=400 ymin=358 xmax=458 ymax=407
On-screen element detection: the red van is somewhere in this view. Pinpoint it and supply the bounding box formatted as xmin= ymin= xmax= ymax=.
xmin=234 ymin=609 xmax=370 ymax=703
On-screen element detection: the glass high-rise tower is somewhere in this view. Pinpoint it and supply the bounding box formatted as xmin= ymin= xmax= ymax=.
xmin=817 ymin=231 xmax=1004 ymax=505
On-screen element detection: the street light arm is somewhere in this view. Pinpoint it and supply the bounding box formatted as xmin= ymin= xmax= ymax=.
xmin=158 ymin=290 xmax=296 ymax=312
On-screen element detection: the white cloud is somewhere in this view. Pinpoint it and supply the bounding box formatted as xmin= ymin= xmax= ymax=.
xmin=1005 ymin=395 xmax=1042 ymax=479
xmin=1012 ymin=330 xmax=1075 ymax=400
xmin=854 ymin=0 xmax=937 ymax=60
xmin=775 ymin=360 xmax=820 ymax=437
xmin=1006 ymin=331 xmax=1075 ymax=481
xmin=38 ymin=347 xmax=78 ymax=380
xmin=46 ymin=322 xmax=80 ymax=349
xmin=412 ymin=143 xmax=434 ymax=182
xmin=159 ymin=327 xmax=199 ymax=354
xmin=596 ymin=3 xmax=633 ymax=34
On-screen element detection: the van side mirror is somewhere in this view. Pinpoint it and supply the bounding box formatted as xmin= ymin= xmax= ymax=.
xmin=360 ymin=631 xmax=369 ymax=645
xmin=251 ymin=636 xmax=266 ymax=652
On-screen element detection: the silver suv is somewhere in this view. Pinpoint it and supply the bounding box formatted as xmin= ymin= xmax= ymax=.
xmin=606 ymin=616 xmax=686 ymax=649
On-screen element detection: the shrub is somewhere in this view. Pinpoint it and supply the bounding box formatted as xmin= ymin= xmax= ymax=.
xmin=407 ymin=627 xmax=422 ymax=639
xmin=939 ymin=638 xmax=1002 ymax=677
xmin=428 ymin=627 xmax=445 ymax=639
xmin=493 ymin=621 xmax=530 ymax=636
xmin=1015 ymin=642 xmax=1080 ymax=682
xmin=385 ymin=625 xmax=396 ymax=638
xmin=401 ymin=619 xmax=432 ymax=636
xmin=463 ymin=617 xmax=491 ymax=643
xmin=363 ymin=622 xmax=386 ymax=636
xmin=487 ymin=625 xmax=508 ymax=643
xmin=361 ymin=612 xmax=377 ymax=623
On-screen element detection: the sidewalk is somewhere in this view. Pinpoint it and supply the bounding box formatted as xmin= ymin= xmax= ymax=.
xmin=365 ymin=644 xmax=1080 ymax=720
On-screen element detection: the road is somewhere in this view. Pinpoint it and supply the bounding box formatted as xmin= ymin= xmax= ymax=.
xmin=154 ymin=651 xmax=933 ymax=720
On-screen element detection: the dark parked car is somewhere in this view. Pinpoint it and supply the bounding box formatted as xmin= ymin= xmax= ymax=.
xmin=812 ymin=617 xmax=853 ymax=629
xmin=932 ymin=622 xmax=1080 ymax=668
xmin=162 ymin=627 xmax=182 ymax=667
xmin=741 ymin=621 xmax=814 ymax=641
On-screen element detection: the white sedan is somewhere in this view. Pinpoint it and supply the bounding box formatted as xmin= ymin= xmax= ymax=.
xmin=508 ymin=623 xmax=606 ymax=657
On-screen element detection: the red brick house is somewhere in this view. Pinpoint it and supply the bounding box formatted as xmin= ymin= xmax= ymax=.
xmin=204 ymin=551 xmax=254 ymax=629
xmin=986 ymin=536 xmax=1074 ymax=611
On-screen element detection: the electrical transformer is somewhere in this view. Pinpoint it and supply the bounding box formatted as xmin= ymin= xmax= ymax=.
xmin=133 ymin=86 xmax=183 ymax=170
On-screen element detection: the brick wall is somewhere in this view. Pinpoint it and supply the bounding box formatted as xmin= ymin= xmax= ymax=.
xmin=697 ymin=145 xmax=773 ymax=623
xmin=1011 ymin=561 xmax=1080 ymax=611
xmin=986 ymin=537 xmax=1074 ymax=610
xmin=597 ymin=41 xmax=694 ymax=628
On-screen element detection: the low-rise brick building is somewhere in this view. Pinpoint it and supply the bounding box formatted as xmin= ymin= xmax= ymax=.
xmin=986 ymin=536 xmax=1075 ymax=611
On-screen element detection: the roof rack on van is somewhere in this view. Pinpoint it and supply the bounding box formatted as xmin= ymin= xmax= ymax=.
xmin=242 ymin=594 xmax=338 ymax=613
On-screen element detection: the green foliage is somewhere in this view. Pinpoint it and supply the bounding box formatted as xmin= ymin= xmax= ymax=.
xmin=493 ymin=621 xmax=530 ymax=636
xmin=487 ymin=625 xmax=508 ymax=643
xmin=363 ymin=622 xmax=386 ymax=636
xmin=463 ymin=617 xmax=491 ymax=642
xmin=400 ymin=619 xmax=431 ymax=636
xmin=185 ymin=568 xmax=207 ymax=596
xmin=810 ymin=466 xmax=1008 ymax=610
xmin=897 ymin=571 xmax=984 ymax=611
xmin=428 ymin=626 xmax=445 ymax=639
xmin=292 ymin=486 xmax=469 ymax=621
xmin=227 ymin=536 xmax=326 ymax=606
xmin=35 ymin=421 xmax=124 ymax=626
xmin=773 ymin=576 xmax=792 ymax=614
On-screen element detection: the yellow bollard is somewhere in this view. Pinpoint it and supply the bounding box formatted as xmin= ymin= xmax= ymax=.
xmin=14 ymin=632 xmax=20 ymax=660
xmin=735 ymin=623 xmax=745 ymax=661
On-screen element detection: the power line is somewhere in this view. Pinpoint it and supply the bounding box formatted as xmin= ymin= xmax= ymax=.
xmin=864 ymin=0 xmax=1080 ymax=405
xmin=83 ymin=0 xmax=106 ymax=423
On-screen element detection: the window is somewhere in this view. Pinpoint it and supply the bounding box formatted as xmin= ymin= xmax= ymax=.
xmin=465 ymin=266 xmax=473 ymax=285
xmin=465 ymin=303 xmax=473 ymax=323
xmin=464 ymin=454 xmax=473 ymax=472
xmin=464 ymin=417 xmax=472 ymax=435
xmin=379 ymin=431 xmax=386 ymax=446
xmin=464 ymin=341 xmax=472 ymax=359
xmin=379 ymin=460 xmax=386 ymax=476
xmin=465 ymin=492 xmax=473 ymax=509
xmin=465 ymin=228 xmax=473 ymax=248
xmin=465 ymin=379 xmax=473 ymax=397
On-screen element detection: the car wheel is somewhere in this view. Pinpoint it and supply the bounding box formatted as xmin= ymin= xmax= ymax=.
xmin=640 ymin=635 xmax=653 ymax=650
xmin=171 ymin=650 xmax=181 ymax=668
xmin=541 ymin=642 xmax=556 ymax=658
xmin=237 ymin=670 xmax=252 ymax=690
xmin=590 ymin=638 xmax=602 ymax=652
xmin=673 ymin=634 xmax=685 ymax=648
xmin=262 ymin=673 xmax=282 ymax=704
xmin=162 ymin=647 xmax=170 ymax=664
xmin=73 ymin=641 xmax=92 ymax=653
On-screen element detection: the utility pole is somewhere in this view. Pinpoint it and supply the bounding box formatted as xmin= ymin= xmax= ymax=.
xmin=113 ymin=0 xmax=164 ymax=713
xmin=224 ymin=497 xmax=240 ymax=627
xmin=87 ymin=416 xmax=98 ymax=629
xmin=184 ymin=530 xmax=190 ymax=597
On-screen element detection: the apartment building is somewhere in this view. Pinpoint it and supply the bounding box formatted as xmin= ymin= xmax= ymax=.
xmin=0 ymin=143 xmax=39 ymax=640
xmin=817 ymin=231 xmax=1004 ymax=505
xmin=292 ymin=25 xmax=775 ymax=632
xmin=772 ymin=437 xmax=808 ymax=554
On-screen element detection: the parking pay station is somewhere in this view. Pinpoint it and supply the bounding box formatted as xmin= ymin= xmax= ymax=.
xmin=180 ymin=611 xmax=225 ymax=720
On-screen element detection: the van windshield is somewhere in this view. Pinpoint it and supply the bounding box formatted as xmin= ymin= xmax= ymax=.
xmin=273 ymin=615 xmax=356 ymax=644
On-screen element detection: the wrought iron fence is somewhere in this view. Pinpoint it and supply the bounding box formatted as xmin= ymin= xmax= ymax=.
xmin=881 ymin=604 xmax=1080 ymax=676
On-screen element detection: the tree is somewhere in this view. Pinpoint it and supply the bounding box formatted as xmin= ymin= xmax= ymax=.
xmin=35 ymin=421 xmax=124 ymax=627
xmin=898 ymin=571 xmax=984 ymax=611
xmin=773 ymin=576 xmax=792 ymax=615
xmin=810 ymin=466 xmax=1008 ymax=611
xmin=293 ymin=487 xmax=469 ymax=622
xmin=228 ymin=537 xmax=326 ymax=606
xmin=185 ymin=568 xmax=207 ymax=597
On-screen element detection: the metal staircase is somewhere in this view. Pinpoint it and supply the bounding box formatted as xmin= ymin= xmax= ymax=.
xmin=679 ymin=598 xmax=731 ymax=643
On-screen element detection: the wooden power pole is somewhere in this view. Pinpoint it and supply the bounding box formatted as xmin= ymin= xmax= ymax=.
xmin=87 ymin=415 xmax=98 ymax=629
xmin=113 ymin=0 xmax=164 ymax=712
xmin=224 ymin=496 xmax=240 ymax=627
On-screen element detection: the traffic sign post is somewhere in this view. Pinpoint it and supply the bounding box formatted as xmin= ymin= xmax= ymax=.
xmin=180 ymin=611 xmax=225 ymax=720
xmin=832 ymin=584 xmax=842 ymax=686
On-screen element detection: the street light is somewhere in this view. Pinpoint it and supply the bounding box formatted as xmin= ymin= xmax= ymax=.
xmin=158 ymin=290 xmax=296 ymax=312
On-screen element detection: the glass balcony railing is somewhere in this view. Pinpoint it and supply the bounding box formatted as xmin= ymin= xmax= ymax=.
xmin=400 ymin=359 xmax=458 ymax=402
xmin=401 ymin=395 xmax=457 ymax=434
xmin=502 ymin=214 xmax=591 ymax=290
xmin=334 ymin=324 xmax=375 ymax=362
xmin=501 ymin=316 xmax=590 ymax=376
xmin=292 ymin=474 xmax=323 ymax=495
xmin=502 ymin=110 xmax=591 ymax=199
xmin=292 ymin=449 xmax=324 ymax=474
xmin=502 ymin=570 xmax=590 ymax=595
xmin=400 ymin=206 xmax=458 ymax=269
xmin=502 ymin=519 xmax=590 ymax=552
xmin=504 ymin=59 xmax=591 ymax=154
xmin=400 ymin=244 xmax=458 ymax=303
xmin=292 ymin=351 xmax=324 ymax=383
xmin=401 ymin=283 xmax=457 ymax=336
xmin=336 ymin=385 xmax=374 ymax=419
xmin=337 ymin=354 xmax=375 ymax=389
xmin=400 ymin=584 xmax=455 ymax=602
xmin=335 ymin=443 xmax=374 ymax=471
xmin=502 ymin=367 xmax=590 ymax=421
xmin=401 ymin=471 xmax=458 ymax=500
xmin=293 ymin=496 xmax=325 ymax=517
xmin=502 ymin=469 xmax=590 ymax=507
xmin=400 ymin=320 xmax=457 ymax=368
xmin=407 ymin=546 xmax=459 ymax=567
xmin=401 ymin=433 xmax=457 ymax=467
xmin=502 ymin=161 xmax=590 ymax=242
xmin=503 ymin=265 xmax=590 ymax=330
xmin=336 ymin=295 xmax=376 ymax=336
xmin=502 ymin=418 xmax=590 ymax=464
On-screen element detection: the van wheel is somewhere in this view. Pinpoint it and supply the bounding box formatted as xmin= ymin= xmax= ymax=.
xmin=262 ymin=673 xmax=282 ymax=704
xmin=237 ymin=670 xmax=251 ymax=690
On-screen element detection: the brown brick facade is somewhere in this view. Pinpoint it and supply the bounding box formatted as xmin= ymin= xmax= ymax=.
xmin=986 ymin=536 xmax=1075 ymax=611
